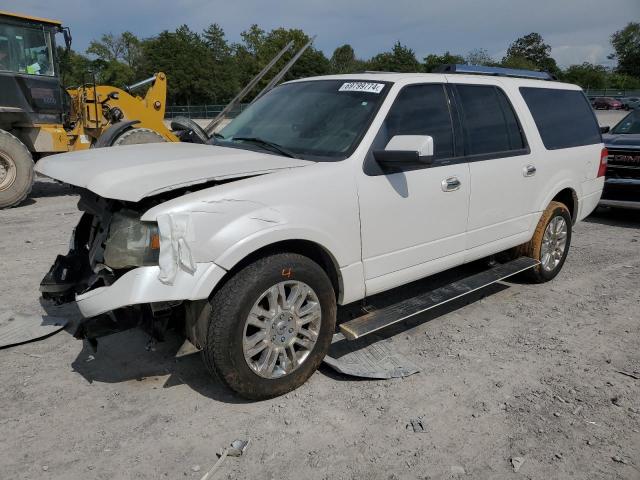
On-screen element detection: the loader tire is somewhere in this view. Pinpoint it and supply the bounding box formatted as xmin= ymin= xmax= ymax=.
xmin=0 ymin=130 xmax=34 ymax=209
xmin=112 ymin=128 xmax=167 ymax=146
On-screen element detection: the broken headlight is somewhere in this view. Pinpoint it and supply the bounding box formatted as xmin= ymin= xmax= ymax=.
xmin=103 ymin=210 xmax=160 ymax=269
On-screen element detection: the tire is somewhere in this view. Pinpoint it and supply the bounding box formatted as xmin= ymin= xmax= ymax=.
xmin=112 ymin=128 xmax=166 ymax=146
xmin=202 ymin=253 xmax=337 ymax=400
xmin=521 ymin=201 xmax=572 ymax=283
xmin=0 ymin=130 xmax=34 ymax=209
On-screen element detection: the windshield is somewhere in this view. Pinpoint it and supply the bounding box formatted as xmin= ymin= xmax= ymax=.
xmin=217 ymin=80 xmax=390 ymax=160
xmin=611 ymin=110 xmax=640 ymax=135
xmin=0 ymin=24 xmax=55 ymax=76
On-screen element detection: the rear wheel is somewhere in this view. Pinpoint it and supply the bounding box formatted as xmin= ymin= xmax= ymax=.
xmin=522 ymin=201 xmax=572 ymax=283
xmin=112 ymin=128 xmax=167 ymax=146
xmin=0 ymin=130 xmax=34 ymax=209
xmin=202 ymin=253 xmax=336 ymax=399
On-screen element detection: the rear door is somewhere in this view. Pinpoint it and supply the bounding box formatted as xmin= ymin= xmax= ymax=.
xmin=448 ymin=79 xmax=534 ymax=257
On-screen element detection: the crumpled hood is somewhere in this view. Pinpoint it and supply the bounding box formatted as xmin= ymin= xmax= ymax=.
xmin=35 ymin=142 xmax=312 ymax=202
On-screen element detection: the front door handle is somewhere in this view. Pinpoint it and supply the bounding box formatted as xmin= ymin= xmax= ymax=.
xmin=523 ymin=164 xmax=537 ymax=177
xmin=441 ymin=176 xmax=461 ymax=192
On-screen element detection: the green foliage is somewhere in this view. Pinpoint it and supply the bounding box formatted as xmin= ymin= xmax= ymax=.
xmin=137 ymin=25 xmax=218 ymax=104
xmin=609 ymin=22 xmax=640 ymax=78
xmin=607 ymin=72 xmax=640 ymax=89
xmin=423 ymin=51 xmax=465 ymax=72
xmin=562 ymin=63 xmax=608 ymax=89
xmin=56 ymin=46 xmax=92 ymax=87
xmin=55 ymin=23 xmax=640 ymax=107
xmin=466 ymin=48 xmax=496 ymax=66
xmin=503 ymin=32 xmax=559 ymax=74
xmin=330 ymin=44 xmax=365 ymax=74
xmin=369 ymin=42 xmax=421 ymax=72
xmin=500 ymin=55 xmax=539 ymax=71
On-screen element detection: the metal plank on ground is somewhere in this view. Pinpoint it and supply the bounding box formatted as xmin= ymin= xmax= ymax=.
xmin=0 ymin=311 xmax=68 ymax=349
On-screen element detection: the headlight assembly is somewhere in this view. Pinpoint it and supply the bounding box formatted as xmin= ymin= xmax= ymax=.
xmin=103 ymin=210 xmax=160 ymax=269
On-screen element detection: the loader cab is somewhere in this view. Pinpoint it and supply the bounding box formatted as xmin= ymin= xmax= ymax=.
xmin=0 ymin=11 xmax=68 ymax=126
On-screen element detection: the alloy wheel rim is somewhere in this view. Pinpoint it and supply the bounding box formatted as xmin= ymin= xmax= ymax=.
xmin=0 ymin=152 xmax=17 ymax=192
xmin=540 ymin=216 xmax=568 ymax=272
xmin=242 ymin=280 xmax=322 ymax=379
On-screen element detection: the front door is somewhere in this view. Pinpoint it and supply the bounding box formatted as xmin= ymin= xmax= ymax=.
xmin=357 ymin=82 xmax=470 ymax=296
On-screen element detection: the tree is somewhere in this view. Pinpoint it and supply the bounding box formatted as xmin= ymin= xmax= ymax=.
xmin=202 ymin=23 xmax=239 ymax=103
xmin=501 ymin=55 xmax=540 ymax=71
xmin=203 ymin=23 xmax=231 ymax=61
xmin=138 ymin=25 xmax=218 ymax=104
xmin=609 ymin=22 xmax=640 ymax=78
xmin=607 ymin=72 xmax=640 ymax=90
xmin=562 ymin=63 xmax=608 ymax=89
xmin=330 ymin=44 xmax=365 ymax=73
xmin=57 ymin=47 xmax=92 ymax=87
xmin=503 ymin=32 xmax=558 ymax=73
xmin=233 ymin=26 xmax=330 ymax=99
xmin=465 ymin=48 xmax=495 ymax=66
xmin=85 ymin=32 xmax=142 ymax=86
xmin=423 ymin=51 xmax=465 ymax=72
xmin=368 ymin=42 xmax=421 ymax=72
xmin=87 ymin=32 xmax=141 ymax=68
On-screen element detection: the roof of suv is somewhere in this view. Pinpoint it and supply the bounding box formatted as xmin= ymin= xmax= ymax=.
xmin=289 ymin=72 xmax=581 ymax=91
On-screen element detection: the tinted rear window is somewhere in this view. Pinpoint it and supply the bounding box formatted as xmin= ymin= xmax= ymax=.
xmin=520 ymin=87 xmax=601 ymax=150
xmin=456 ymin=85 xmax=526 ymax=156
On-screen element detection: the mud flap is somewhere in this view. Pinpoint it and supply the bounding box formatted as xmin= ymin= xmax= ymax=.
xmin=322 ymin=333 xmax=420 ymax=379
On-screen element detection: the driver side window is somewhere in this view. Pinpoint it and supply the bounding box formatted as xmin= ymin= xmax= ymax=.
xmin=380 ymin=84 xmax=455 ymax=160
xmin=364 ymin=84 xmax=455 ymax=175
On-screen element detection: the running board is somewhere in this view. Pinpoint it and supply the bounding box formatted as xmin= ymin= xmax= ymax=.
xmin=339 ymin=257 xmax=540 ymax=341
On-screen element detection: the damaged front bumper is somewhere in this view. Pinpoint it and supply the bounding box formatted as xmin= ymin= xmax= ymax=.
xmin=73 ymin=262 xmax=225 ymax=318
xmin=40 ymin=190 xmax=227 ymax=344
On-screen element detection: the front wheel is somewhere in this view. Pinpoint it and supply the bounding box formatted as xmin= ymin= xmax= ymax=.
xmin=202 ymin=253 xmax=336 ymax=400
xmin=522 ymin=201 xmax=572 ymax=283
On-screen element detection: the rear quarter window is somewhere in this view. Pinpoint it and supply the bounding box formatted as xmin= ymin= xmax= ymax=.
xmin=519 ymin=87 xmax=601 ymax=150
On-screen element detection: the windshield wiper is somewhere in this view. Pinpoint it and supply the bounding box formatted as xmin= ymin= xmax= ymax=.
xmin=231 ymin=136 xmax=298 ymax=158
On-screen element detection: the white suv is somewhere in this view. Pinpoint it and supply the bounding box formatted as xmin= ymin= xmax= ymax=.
xmin=37 ymin=66 xmax=606 ymax=399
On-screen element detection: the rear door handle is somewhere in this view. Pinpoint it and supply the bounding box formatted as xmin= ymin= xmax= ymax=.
xmin=523 ymin=164 xmax=537 ymax=177
xmin=441 ymin=176 xmax=461 ymax=192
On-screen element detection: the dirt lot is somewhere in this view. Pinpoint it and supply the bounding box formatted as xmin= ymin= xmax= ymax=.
xmin=1 ymin=111 xmax=639 ymax=480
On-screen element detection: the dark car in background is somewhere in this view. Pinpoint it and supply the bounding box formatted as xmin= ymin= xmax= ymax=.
xmin=593 ymin=97 xmax=623 ymax=110
xmin=620 ymin=97 xmax=640 ymax=110
xmin=601 ymin=110 xmax=640 ymax=209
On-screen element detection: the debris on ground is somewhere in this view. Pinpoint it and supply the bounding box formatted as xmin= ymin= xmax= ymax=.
xmin=511 ymin=456 xmax=525 ymax=472
xmin=407 ymin=418 xmax=427 ymax=433
xmin=611 ymin=455 xmax=628 ymax=464
xmin=199 ymin=439 xmax=250 ymax=480
xmin=616 ymin=370 xmax=639 ymax=380
xmin=227 ymin=439 xmax=250 ymax=457
xmin=323 ymin=333 xmax=420 ymax=379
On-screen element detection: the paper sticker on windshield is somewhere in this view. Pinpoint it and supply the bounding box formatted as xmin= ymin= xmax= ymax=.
xmin=339 ymin=82 xmax=385 ymax=94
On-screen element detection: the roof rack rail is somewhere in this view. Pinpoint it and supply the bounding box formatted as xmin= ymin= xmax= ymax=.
xmin=435 ymin=64 xmax=556 ymax=81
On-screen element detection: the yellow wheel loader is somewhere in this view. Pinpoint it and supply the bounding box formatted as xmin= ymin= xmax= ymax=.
xmin=0 ymin=10 xmax=176 ymax=208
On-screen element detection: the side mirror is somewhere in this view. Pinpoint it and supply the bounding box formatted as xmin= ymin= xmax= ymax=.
xmin=373 ymin=135 xmax=434 ymax=170
xmin=62 ymin=27 xmax=72 ymax=51
xmin=600 ymin=126 xmax=610 ymax=134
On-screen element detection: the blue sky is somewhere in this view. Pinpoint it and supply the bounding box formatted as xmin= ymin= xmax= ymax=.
xmin=4 ymin=0 xmax=639 ymax=67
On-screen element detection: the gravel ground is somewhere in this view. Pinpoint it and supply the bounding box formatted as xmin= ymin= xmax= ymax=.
xmin=1 ymin=110 xmax=638 ymax=480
